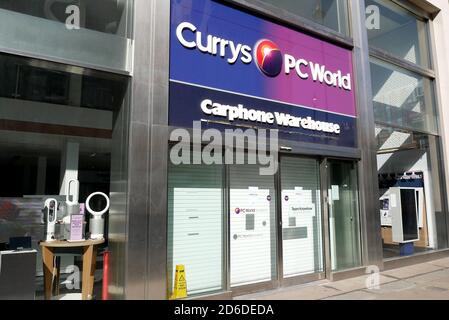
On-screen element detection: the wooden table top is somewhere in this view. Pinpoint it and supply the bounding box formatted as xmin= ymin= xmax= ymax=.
xmin=39 ymin=239 xmax=105 ymax=248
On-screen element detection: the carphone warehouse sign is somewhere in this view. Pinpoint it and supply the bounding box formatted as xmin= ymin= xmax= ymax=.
xmin=170 ymin=0 xmax=357 ymax=148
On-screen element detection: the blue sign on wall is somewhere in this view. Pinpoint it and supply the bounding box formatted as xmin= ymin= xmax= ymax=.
xmin=169 ymin=0 xmax=357 ymax=148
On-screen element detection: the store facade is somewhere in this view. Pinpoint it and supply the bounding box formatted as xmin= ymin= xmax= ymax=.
xmin=1 ymin=0 xmax=449 ymax=300
xmin=165 ymin=0 xmax=361 ymax=297
xmin=119 ymin=0 xmax=449 ymax=299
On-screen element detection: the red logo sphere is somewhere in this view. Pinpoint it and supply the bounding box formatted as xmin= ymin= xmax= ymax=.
xmin=255 ymin=39 xmax=283 ymax=77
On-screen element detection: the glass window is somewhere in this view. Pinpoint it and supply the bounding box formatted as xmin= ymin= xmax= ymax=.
xmin=259 ymin=0 xmax=349 ymax=35
xmin=366 ymin=0 xmax=430 ymax=67
xmin=0 ymin=53 xmax=130 ymax=279
xmin=0 ymin=55 xmax=128 ymax=110
xmin=0 ymin=0 xmax=133 ymax=37
xmin=368 ymin=1 xmax=447 ymax=262
xmin=370 ymin=58 xmax=438 ymax=134
xmin=376 ymin=125 xmax=448 ymax=258
xmin=18 ymin=67 xmax=70 ymax=105
xmin=167 ymin=160 xmax=224 ymax=296
xmin=0 ymin=0 xmax=133 ymax=71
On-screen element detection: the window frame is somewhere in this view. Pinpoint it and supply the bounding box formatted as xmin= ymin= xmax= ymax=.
xmin=221 ymin=0 xmax=354 ymax=49
xmin=367 ymin=0 xmax=435 ymax=77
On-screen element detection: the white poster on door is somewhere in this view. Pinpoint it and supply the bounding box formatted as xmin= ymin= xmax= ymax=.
xmin=282 ymin=189 xmax=318 ymax=277
xmin=230 ymin=187 xmax=271 ymax=286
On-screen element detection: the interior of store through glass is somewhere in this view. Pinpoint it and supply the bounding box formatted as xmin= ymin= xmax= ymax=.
xmin=0 ymin=53 xmax=129 ymax=291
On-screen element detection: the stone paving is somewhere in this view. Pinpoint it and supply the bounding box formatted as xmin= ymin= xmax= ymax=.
xmin=235 ymin=257 xmax=449 ymax=300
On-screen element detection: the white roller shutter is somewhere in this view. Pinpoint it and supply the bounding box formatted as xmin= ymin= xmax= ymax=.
xmin=280 ymin=157 xmax=323 ymax=277
xmin=168 ymin=163 xmax=224 ymax=295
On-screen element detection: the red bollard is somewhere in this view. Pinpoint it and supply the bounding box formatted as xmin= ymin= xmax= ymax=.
xmin=102 ymin=250 xmax=110 ymax=300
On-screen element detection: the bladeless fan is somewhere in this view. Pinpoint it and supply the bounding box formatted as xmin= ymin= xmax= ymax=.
xmin=44 ymin=198 xmax=58 ymax=242
xmin=63 ymin=179 xmax=81 ymax=239
xmin=65 ymin=179 xmax=80 ymax=213
xmin=86 ymin=192 xmax=110 ymax=240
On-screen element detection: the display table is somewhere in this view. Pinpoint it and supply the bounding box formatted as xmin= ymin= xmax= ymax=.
xmin=39 ymin=239 xmax=104 ymax=300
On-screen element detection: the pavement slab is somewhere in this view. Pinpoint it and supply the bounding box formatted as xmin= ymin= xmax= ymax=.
xmin=235 ymin=283 xmax=341 ymax=300
xmin=427 ymin=257 xmax=449 ymax=268
xmin=362 ymin=279 xmax=417 ymax=294
xmin=372 ymin=286 xmax=449 ymax=300
xmin=234 ymin=257 xmax=449 ymax=300
xmin=324 ymin=290 xmax=377 ymax=300
xmin=322 ymin=274 xmax=397 ymax=292
xmin=382 ymin=262 xmax=443 ymax=279
xmin=408 ymin=269 xmax=449 ymax=290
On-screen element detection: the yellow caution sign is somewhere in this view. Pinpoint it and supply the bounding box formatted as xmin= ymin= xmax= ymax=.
xmin=170 ymin=265 xmax=187 ymax=300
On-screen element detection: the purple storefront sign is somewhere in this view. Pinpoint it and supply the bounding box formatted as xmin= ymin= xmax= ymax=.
xmin=169 ymin=0 xmax=357 ymax=148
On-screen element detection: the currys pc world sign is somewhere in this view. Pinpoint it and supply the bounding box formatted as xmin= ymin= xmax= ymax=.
xmin=170 ymin=0 xmax=357 ymax=148
xmin=176 ymin=22 xmax=352 ymax=90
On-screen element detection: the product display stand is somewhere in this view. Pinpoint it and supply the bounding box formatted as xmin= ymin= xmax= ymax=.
xmin=40 ymin=239 xmax=104 ymax=300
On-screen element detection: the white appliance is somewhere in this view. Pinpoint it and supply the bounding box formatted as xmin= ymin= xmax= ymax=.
xmin=44 ymin=198 xmax=58 ymax=242
xmin=62 ymin=179 xmax=81 ymax=240
xmin=389 ymin=187 xmax=420 ymax=243
xmin=86 ymin=192 xmax=110 ymax=240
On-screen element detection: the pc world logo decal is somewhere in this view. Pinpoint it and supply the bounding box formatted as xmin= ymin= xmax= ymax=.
xmin=234 ymin=208 xmax=256 ymax=214
xmin=254 ymin=39 xmax=283 ymax=77
xmin=175 ymin=21 xmax=352 ymax=91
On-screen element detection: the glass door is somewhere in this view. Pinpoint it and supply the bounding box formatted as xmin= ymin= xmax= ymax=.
xmin=227 ymin=157 xmax=362 ymax=294
xmin=327 ymin=160 xmax=362 ymax=271
xmin=279 ymin=156 xmax=325 ymax=283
